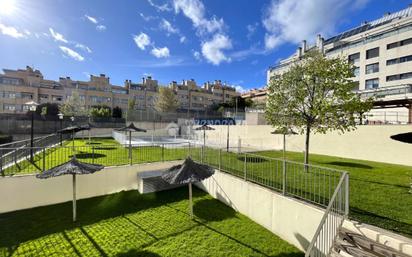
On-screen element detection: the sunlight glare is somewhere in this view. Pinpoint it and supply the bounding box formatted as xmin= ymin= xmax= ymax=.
xmin=0 ymin=0 xmax=16 ymax=15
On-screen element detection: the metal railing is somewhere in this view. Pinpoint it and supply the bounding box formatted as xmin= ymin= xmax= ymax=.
xmin=305 ymin=172 xmax=349 ymax=257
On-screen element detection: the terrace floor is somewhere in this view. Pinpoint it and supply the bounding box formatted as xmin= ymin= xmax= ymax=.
xmin=0 ymin=187 xmax=303 ymax=257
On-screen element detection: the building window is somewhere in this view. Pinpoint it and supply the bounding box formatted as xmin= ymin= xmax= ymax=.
xmin=348 ymin=53 xmax=360 ymax=64
xmin=39 ymin=94 xmax=49 ymax=100
xmin=52 ymin=95 xmax=63 ymax=101
xmin=353 ymin=67 xmax=360 ymax=77
xmin=21 ymin=92 xmax=33 ymax=99
xmin=387 ymin=55 xmax=412 ymax=66
xmin=365 ymin=63 xmax=379 ymax=74
xmin=366 ymin=47 xmax=379 ymax=59
xmin=386 ymin=72 xmax=412 ymax=82
xmin=0 ymin=78 xmax=21 ymax=85
xmin=365 ymin=78 xmax=379 ymax=89
xmin=3 ymin=104 xmax=16 ymax=111
xmin=387 ymin=37 xmax=412 ymax=49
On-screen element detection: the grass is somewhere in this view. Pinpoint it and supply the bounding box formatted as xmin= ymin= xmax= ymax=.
xmin=0 ymin=187 xmax=303 ymax=257
xmin=3 ymin=137 xmax=412 ymax=238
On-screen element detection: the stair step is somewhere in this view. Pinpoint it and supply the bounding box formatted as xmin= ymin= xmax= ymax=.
xmin=339 ymin=228 xmax=410 ymax=257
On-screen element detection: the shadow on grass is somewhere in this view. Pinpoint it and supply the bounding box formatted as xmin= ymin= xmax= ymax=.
xmin=0 ymin=187 xmax=205 ymax=249
xmin=324 ymin=161 xmax=373 ymax=169
xmin=193 ymin=198 xmax=236 ymax=221
xmin=237 ymin=156 xmax=268 ymax=163
xmin=350 ymin=207 xmax=412 ymax=238
xmin=86 ymin=142 xmax=102 ymax=145
xmin=116 ymin=249 xmax=161 ymax=257
xmin=70 ymin=153 xmax=107 ymax=159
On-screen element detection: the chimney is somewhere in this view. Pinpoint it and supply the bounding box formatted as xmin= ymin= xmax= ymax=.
xmin=301 ymin=40 xmax=307 ymax=52
xmin=316 ymin=34 xmax=324 ymax=54
xmin=100 ymin=74 xmax=105 ymax=77
xmin=296 ymin=47 xmax=302 ymax=58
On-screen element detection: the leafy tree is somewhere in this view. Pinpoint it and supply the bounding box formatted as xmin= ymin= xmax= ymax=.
xmin=35 ymin=103 xmax=60 ymax=117
xmin=128 ymin=98 xmax=136 ymax=111
xmin=265 ymin=51 xmax=373 ymax=165
xmin=112 ymin=106 xmax=123 ymax=118
xmin=228 ymin=96 xmax=253 ymax=110
xmin=90 ymin=105 xmax=111 ymax=118
xmin=60 ymin=90 xmax=87 ymax=116
xmin=155 ymin=87 xmax=179 ymax=113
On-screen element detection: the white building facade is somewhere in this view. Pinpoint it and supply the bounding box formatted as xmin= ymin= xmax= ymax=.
xmin=267 ymin=5 xmax=412 ymax=124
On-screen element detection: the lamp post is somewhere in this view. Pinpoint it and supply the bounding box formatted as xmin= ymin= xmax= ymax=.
xmin=226 ymin=121 xmax=230 ymax=152
xmin=58 ymin=113 xmax=64 ymax=146
xmin=26 ymin=101 xmax=39 ymax=163
xmin=70 ymin=116 xmax=75 ymax=149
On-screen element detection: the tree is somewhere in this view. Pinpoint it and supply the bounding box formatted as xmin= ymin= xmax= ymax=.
xmin=60 ymin=90 xmax=87 ymax=116
xmin=155 ymin=87 xmax=179 ymax=113
xmin=90 ymin=105 xmax=111 ymax=118
xmin=112 ymin=106 xmax=123 ymax=118
xmin=228 ymin=96 xmax=253 ymax=110
xmin=265 ymin=51 xmax=373 ymax=166
xmin=35 ymin=103 xmax=60 ymax=117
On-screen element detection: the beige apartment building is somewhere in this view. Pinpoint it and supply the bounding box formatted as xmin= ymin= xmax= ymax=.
xmin=0 ymin=66 xmax=238 ymax=114
xmin=245 ymin=5 xmax=412 ymax=123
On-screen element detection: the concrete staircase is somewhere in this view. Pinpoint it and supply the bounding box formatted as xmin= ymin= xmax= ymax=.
xmin=330 ymin=227 xmax=411 ymax=257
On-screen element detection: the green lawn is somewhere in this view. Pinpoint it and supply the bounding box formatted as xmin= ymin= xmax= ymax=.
xmin=3 ymin=137 xmax=412 ymax=238
xmin=0 ymin=187 xmax=303 ymax=257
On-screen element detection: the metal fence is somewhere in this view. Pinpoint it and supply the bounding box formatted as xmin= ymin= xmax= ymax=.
xmin=1 ymin=141 xmax=348 ymax=256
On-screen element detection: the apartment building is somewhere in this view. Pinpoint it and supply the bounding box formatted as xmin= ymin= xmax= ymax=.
xmin=0 ymin=66 xmax=239 ymax=114
xmin=245 ymin=5 xmax=412 ymax=123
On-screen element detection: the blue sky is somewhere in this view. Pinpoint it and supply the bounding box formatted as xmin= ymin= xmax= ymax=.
xmin=0 ymin=0 xmax=408 ymax=91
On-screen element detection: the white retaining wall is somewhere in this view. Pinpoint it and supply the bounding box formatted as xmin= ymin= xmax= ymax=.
xmin=0 ymin=161 xmax=181 ymax=214
xmin=197 ymin=170 xmax=325 ymax=251
xmin=200 ymin=125 xmax=412 ymax=166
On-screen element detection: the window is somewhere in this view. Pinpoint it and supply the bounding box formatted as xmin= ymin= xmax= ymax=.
xmin=387 ymin=37 xmax=412 ymax=49
xmin=365 ymin=63 xmax=379 ymax=74
xmin=0 ymin=78 xmax=21 ymax=85
xmin=366 ymin=47 xmax=379 ymax=59
xmin=3 ymin=104 xmax=16 ymax=111
xmin=52 ymin=95 xmax=63 ymax=101
xmin=348 ymin=53 xmax=360 ymax=64
xmin=353 ymin=67 xmax=360 ymax=77
xmin=365 ymin=78 xmax=379 ymax=89
xmin=39 ymin=94 xmax=49 ymax=100
xmin=387 ymin=55 xmax=412 ymax=65
xmin=21 ymin=92 xmax=33 ymax=99
xmin=386 ymin=72 xmax=412 ymax=82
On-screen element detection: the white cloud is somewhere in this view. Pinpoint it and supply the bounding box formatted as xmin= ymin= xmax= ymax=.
xmin=96 ymin=25 xmax=106 ymax=31
xmin=147 ymin=0 xmax=172 ymax=12
xmin=151 ymin=46 xmax=170 ymax=58
xmin=49 ymin=28 xmax=68 ymax=43
xmin=133 ymin=33 xmax=151 ymax=50
xmin=246 ymin=23 xmax=258 ymax=39
xmin=160 ymin=18 xmax=178 ymax=34
xmin=85 ymin=15 xmax=98 ymax=24
xmin=201 ymin=34 xmax=232 ymax=65
xmin=173 ymin=0 xmax=224 ymax=35
xmin=75 ymin=43 xmax=92 ymax=53
xmin=140 ymin=13 xmax=158 ymax=21
xmin=235 ymin=85 xmax=246 ymax=93
xmin=59 ymin=46 xmax=84 ymax=61
xmin=180 ymin=36 xmax=186 ymax=43
xmin=0 ymin=23 xmax=25 ymax=38
xmin=262 ymin=0 xmax=370 ymax=50
xmin=192 ymin=50 xmax=201 ymax=61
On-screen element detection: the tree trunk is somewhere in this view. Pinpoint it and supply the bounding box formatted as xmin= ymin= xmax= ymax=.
xmin=304 ymin=125 xmax=311 ymax=171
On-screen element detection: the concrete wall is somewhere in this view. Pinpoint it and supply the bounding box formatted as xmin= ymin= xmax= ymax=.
xmin=197 ymin=170 xmax=325 ymax=251
xmin=0 ymin=161 xmax=181 ymax=214
xmin=201 ymin=125 xmax=412 ymax=166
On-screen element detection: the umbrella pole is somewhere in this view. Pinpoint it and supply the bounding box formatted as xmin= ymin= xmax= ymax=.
xmin=73 ymin=174 xmax=77 ymax=222
xmin=129 ymin=131 xmax=132 ymax=159
xmin=189 ymin=182 xmax=193 ymax=219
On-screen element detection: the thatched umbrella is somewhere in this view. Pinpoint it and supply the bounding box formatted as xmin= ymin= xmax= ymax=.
xmin=195 ymin=124 xmax=215 ymax=147
xmin=58 ymin=125 xmax=89 ymax=149
xmin=117 ymin=123 xmax=147 ymax=158
xmin=162 ymin=157 xmax=214 ymax=218
xmin=390 ymin=132 xmax=412 ymax=144
xmin=36 ymin=157 xmax=104 ymax=222
xmin=80 ymin=123 xmax=94 ymax=144
xmin=271 ymin=128 xmax=298 ymax=159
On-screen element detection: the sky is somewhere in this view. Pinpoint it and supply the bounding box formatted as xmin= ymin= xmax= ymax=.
xmin=0 ymin=0 xmax=408 ymax=92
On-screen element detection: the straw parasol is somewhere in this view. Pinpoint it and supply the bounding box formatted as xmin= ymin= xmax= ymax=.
xmin=162 ymin=157 xmax=214 ymax=218
xmin=36 ymin=157 xmax=104 ymax=222
xmin=195 ymin=124 xmax=215 ymax=147
xmin=117 ymin=123 xmax=147 ymax=158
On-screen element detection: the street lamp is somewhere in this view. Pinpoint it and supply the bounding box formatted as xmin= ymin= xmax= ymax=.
xmin=58 ymin=113 xmax=64 ymax=146
xmin=26 ymin=101 xmax=39 ymax=163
